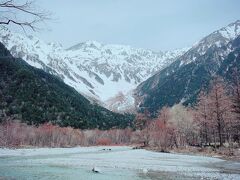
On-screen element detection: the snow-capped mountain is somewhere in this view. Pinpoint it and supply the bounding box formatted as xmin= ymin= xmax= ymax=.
xmin=0 ymin=26 xmax=187 ymax=110
xmin=135 ymin=20 xmax=240 ymax=113
xmin=180 ymin=20 xmax=240 ymax=66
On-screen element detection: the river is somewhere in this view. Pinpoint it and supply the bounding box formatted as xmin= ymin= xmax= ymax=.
xmin=0 ymin=146 xmax=239 ymax=179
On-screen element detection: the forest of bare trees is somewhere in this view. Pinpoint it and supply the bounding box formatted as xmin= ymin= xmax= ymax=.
xmin=0 ymin=119 xmax=133 ymax=147
xmin=133 ymin=76 xmax=240 ymax=154
xmin=194 ymin=77 xmax=240 ymax=149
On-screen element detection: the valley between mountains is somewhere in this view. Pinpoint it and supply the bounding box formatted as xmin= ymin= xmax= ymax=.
xmin=1 ymin=1 xmax=240 ymax=179
xmin=1 ymin=20 xmax=240 ymax=114
xmin=0 ymin=26 xmax=188 ymax=113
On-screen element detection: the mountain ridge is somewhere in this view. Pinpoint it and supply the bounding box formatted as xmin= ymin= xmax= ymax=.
xmin=135 ymin=20 xmax=240 ymax=114
xmin=0 ymin=27 xmax=188 ymax=108
xmin=0 ymin=42 xmax=134 ymax=129
xmin=1 ymin=20 xmax=239 ymax=114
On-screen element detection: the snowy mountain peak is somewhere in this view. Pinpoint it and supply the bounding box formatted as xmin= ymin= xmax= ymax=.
xmin=68 ymin=40 xmax=152 ymax=55
xmin=218 ymin=20 xmax=240 ymax=40
xmin=180 ymin=20 xmax=240 ymax=66
xmin=0 ymin=27 xmax=188 ymax=109
xmin=67 ymin=40 xmax=103 ymax=51
xmin=196 ymin=20 xmax=240 ymax=48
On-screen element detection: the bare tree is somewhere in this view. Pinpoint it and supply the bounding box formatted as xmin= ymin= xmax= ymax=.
xmin=231 ymin=70 xmax=240 ymax=143
xmin=194 ymin=91 xmax=212 ymax=146
xmin=169 ymin=104 xmax=197 ymax=147
xmin=0 ymin=0 xmax=50 ymax=31
xmin=152 ymin=107 xmax=174 ymax=150
xmin=207 ymin=77 xmax=233 ymax=147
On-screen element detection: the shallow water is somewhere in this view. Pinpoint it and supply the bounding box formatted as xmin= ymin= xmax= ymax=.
xmin=0 ymin=146 xmax=239 ymax=180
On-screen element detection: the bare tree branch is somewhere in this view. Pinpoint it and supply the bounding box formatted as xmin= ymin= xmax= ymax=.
xmin=0 ymin=0 xmax=50 ymax=31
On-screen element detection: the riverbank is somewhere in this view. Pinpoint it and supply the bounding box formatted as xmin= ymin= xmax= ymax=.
xmin=144 ymin=146 xmax=240 ymax=162
xmin=1 ymin=143 xmax=240 ymax=161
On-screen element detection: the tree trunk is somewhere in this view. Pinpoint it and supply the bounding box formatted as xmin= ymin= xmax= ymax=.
xmin=217 ymin=119 xmax=223 ymax=147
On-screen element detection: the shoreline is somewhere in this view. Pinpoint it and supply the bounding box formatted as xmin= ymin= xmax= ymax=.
xmin=1 ymin=145 xmax=240 ymax=162
xmin=144 ymin=146 xmax=240 ymax=162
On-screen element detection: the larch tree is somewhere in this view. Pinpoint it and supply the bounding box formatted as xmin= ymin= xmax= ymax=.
xmin=151 ymin=107 xmax=174 ymax=150
xmin=207 ymin=77 xmax=233 ymax=147
xmin=194 ymin=91 xmax=212 ymax=146
xmin=231 ymin=70 xmax=240 ymax=143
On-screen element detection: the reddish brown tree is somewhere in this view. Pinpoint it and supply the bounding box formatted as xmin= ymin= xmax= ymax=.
xmin=96 ymin=137 xmax=112 ymax=146
xmin=208 ymin=77 xmax=233 ymax=147
xmin=231 ymin=70 xmax=240 ymax=142
xmin=194 ymin=91 xmax=212 ymax=146
xmin=194 ymin=77 xmax=234 ymax=147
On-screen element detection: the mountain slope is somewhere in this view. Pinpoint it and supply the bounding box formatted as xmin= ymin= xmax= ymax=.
xmin=0 ymin=27 xmax=188 ymax=106
xmin=135 ymin=20 xmax=240 ymax=114
xmin=0 ymin=42 xmax=134 ymax=129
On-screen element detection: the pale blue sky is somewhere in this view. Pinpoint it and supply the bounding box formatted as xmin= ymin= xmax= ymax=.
xmin=30 ymin=0 xmax=240 ymax=50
